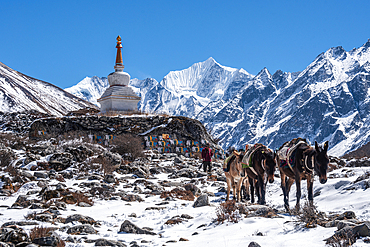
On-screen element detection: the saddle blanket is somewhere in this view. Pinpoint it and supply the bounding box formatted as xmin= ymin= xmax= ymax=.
xmin=277 ymin=138 xmax=306 ymax=169
xmin=277 ymin=139 xmax=306 ymax=160
xmin=241 ymin=143 xmax=263 ymax=168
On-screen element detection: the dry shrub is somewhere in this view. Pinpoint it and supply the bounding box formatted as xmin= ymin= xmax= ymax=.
xmin=94 ymin=156 xmax=115 ymax=175
xmin=215 ymin=200 xmax=242 ymax=224
xmin=160 ymin=188 xmax=194 ymax=201
xmin=29 ymin=226 xmax=65 ymax=247
xmin=296 ymin=200 xmax=325 ymax=228
xmin=60 ymin=192 xmax=93 ymax=206
xmin=111 ymin=134 xmax=144 ymax=161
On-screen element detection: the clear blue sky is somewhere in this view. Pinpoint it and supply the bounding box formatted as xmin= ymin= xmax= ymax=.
xmin=1 ymin=0 xmax=370 ymax=88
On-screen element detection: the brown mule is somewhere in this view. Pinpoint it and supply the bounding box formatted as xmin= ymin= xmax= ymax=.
xmin=277 ymin=139 xmax=329 ymax=211
xmin=223 ymin=152 xmax=249 ymax=202
xmin=237 ymin=145 xmax=277 ymax=205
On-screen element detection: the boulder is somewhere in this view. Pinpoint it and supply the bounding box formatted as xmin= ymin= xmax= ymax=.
xmin=193 ymin=194 xmax=209 ymax=208
xmin=48 ymin=152 xmax=74 ymax=171
xmin=104 ymin=174 xmax=115 ymax=183
xmin=184 ymin=183 xmax=201 ymax=196
xmin=248 ymin=242 xmax=262 ymax=247
xmin=65 ymin=214 xmax=97 ymax=225
xmin=352 ymin=222 xmax=370 ymax=237
xmin=95 ymin=238 xmax=127 ymax=246
xmin=3 ymin=227 xmax=30 ymax=244
xmin=119 ymin=220 xmax=156 ymax=235
xmin=67 ymin=224 xmax=97 ymax=235
xmin=34 ymin=172 xmax=48 ymax=179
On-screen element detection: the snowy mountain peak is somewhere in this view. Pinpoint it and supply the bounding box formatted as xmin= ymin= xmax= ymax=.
xmin=326 ymin=46 xmax=346 ymax=60
xmin=65 ymin=76 xmax=109 ymax=106
xmin=253 ymin=67 xmax=273 ymax=88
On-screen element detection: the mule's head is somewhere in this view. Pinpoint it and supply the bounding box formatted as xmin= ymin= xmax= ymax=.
xmin=314 ymin=141 xmax=329 ymax=184
xmin=263 ymin=148 xmax=277 ymax=183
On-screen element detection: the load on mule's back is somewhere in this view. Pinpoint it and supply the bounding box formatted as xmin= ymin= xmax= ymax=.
xmin=277 ymin=138 xmax=329 ymax=211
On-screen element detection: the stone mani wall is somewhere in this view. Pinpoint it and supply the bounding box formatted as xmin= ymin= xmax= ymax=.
xmin=29 ymin=115 xmax=224 ymax=158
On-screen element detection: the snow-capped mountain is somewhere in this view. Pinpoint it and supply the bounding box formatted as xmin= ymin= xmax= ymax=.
xmin=0 ymin=62 xmax=97 ymax=116
xmin=65 ymin=76 xmax=109 ymax=106
xmin=198 ymin=40 xmax=370 ymax=157
xmin=66 ymin=40 xmax=370 ymax=156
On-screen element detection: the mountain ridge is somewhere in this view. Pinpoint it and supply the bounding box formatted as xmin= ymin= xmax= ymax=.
xmin=0 ymin=61 xmax=97 ymax=116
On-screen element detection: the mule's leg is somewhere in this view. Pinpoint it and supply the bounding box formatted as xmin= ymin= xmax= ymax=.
xmin=232 ymin=178 xmax=237 ymax=201
xmin=307 ymin=173 xmax=314 ymax=204
xmin=295 ymin=176 xmax=302 ymax=211
xmin=236 ymin=178 xmax=243 ymax=202
xmin=244 ymin=177 xmax=250 ymax=201
xmin=256 ymin=175 xmax=266 ymax=205
xmin=249 ymin=177 xmax=255 ymax=203
xmin=280 ymin=171 xmax=288 ymax=209
xmin=284 ymin=177 xmax=295 ymax=212
xmin=226 ymin=177 xmax=231 ymax=201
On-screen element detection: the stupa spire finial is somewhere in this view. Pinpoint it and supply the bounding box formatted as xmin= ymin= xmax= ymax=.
xmin=115 ymin=35 xmax=124 ymax=71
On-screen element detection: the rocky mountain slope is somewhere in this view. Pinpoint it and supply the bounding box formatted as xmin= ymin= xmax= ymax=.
xmin=0 ymin=62 xmax=97 ymax=116
xmin=66 ymin=40 xmax=370 ymax=157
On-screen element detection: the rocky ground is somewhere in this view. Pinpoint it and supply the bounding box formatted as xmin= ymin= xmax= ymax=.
xmin=0 ymin=121 xmax=369 ymax=246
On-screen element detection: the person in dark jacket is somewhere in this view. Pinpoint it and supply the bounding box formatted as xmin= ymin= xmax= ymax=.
xmin=201 ymin=142 xmax=213 ymax=173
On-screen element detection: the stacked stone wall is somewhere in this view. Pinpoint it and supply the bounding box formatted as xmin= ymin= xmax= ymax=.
xmin=29 ymin=115 xmax=224 ymax=158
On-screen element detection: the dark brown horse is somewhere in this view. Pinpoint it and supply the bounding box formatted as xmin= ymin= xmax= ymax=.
xmin=235 ymin=144 xmax=277 ymax=205
xmin=277 ymin=140 xmax=329 ymax=211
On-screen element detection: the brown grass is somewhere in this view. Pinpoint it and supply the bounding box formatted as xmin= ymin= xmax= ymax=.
xmin=160 ymin=188 xmax=195 ymax=201
xmin=29 ymin=226 xmax=65 ymax=247
xmin=60 ymin=192 xmax=93 ymax=206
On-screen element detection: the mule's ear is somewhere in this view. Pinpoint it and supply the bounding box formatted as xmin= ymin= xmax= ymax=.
xmin=324 ymin=141 xmax=329 ymax=152
xmin=315 ymin=141 xmax=319 ymax=150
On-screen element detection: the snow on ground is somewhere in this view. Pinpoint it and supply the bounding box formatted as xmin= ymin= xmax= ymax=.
xmin=0 ymin=160 xmax=370 ymax=246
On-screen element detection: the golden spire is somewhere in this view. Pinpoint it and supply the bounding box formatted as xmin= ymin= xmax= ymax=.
xmin=115 ymin=35 xmax=124 ymax=68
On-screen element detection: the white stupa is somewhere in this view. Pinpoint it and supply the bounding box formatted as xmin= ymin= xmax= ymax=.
xmin=98 ymin=36 xmax=141 ymax=113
